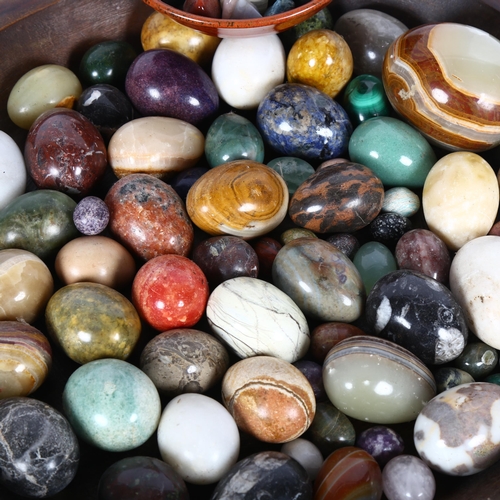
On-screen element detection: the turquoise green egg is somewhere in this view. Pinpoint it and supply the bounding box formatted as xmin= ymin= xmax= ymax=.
xmin=205 ymin=112 xmax=265 ymax=168
xmin=342 ymin=74 xmax=391 ymax=126
xmin=267 ymin=156 xmax=315 ymax=195
xmin=382 ymin=187 xmax=421 ymax=217
xmin=0 ymin=190 xmax=78 ymax=260
xmin=62 ymin=358 xmax=161 ymax=452
xmin=348 ymin=116 xmax=437 ymax=187
xmin=353 ymin=241 xmax=397 ymax=294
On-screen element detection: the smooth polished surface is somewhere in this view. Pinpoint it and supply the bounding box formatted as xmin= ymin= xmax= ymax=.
xmin=222 ymin=356 xmax=316 ymax=443
xmin=108 ymin=117 xmax=205 ymax=178
xmin=355 ymin=426 xmax=404 ymax=467
xmin=186 ymin=160 xmax=288 ymax=239
xmin=63 ymin=359 xmax=161 ymax=452
xmin=0 ymin=321 xmax=52 ymax=399
xmin=0 ymin=131 xmax=26 ymax=210
xmin=383 ymin=22 xmax=500 ymax=151
xmin=323 ymin=336 xmax=436 ymax=423
xmin=45 ymin=282 xmax=141 ymax=364
xmin=422 ymin=152 xmax=499 ymax=251
xmin=414 ymin=382 xmax=500 ymax=475
xmin=157 ymin=393 xmax=240 ymax=484
xmin=206 ymin=277 xmax=309 ymax=362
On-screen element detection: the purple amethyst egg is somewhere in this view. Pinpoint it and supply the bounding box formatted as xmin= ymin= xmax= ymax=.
xmin=125 ymin=49 xmax=219 ymax=125
xmin=293 ymin=359 xmax=327 ymax=401
xmin=355 ymin=425 xmax=404 ymax=467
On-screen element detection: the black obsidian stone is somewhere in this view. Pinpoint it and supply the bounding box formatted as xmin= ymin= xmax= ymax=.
xmin=98 ymin=456 xmax=189 ymax=500
xmin=211 ymin=451 xmax=312 ymax=500
xmin=365 ymin=269 xmax=468 ymax=365
xmin=370 ymin=212 xmax=412 ymax=244
xmin=0 ymin=397 xmax=80 ymax=498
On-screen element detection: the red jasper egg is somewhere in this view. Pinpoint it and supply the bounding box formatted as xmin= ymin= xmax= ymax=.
xmin=132 ymin=254 xmax=209 ymax=331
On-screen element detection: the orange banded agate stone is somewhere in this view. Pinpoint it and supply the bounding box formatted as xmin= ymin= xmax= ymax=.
xmin=186 ymin=160 xmax=288 ymax=239
xmin=383 ymin=23 xmax=500 ymax=152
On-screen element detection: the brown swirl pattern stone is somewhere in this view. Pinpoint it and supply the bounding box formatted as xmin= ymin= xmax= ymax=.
xmin=186 ymin=160 xmax=288 ymax=239
xmin=383 ymin=23 xmax=500 ymax=151
xmin=222 ymin=356 xmax=316 ymax=444
xmin=105 ymin=173 xmax=193 ymax=260
xmin=414 ymin=382 xmax=500 ymax=475
xmin=289 ymin=159 xmax=384 ymax=233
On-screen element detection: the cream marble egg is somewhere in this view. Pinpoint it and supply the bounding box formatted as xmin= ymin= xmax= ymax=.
xmin=422 ymin=152 xmax=499 ymax=251
xmin=206 ymin=277 xmax=310 ymax=362
xmin=157 ymin=393 xmax=240 ymax=484
xmin=211 ymin=35 xmax=285 ymax=109
xmin=0 ymin=132 xmax=26 ymax=210
xmin=450 ymin=236 xmax=500 ymax=349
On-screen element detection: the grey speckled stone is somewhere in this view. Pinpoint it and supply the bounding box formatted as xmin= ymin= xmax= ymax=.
xmin=0 ymin=397 xmax=79 ymax=498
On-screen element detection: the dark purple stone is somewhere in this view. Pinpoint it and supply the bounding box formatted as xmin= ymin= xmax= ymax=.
xmin=355 ymin=425 xmax=404 ymax=467
xmin=73 ymin=196 xmax=110 ymax=235
xmin=169 ymin=165 xmax=210 ymax=202
xmin=192 ymin=235 xmax=259 ymax=288
xmin=395 ymin=228 xmax=451 ymax=283
xmin=98 ymin=456 xmax=189 ymax=500
xmin=293 ymin=359 xmax=326 ymax=401
xmin=125 ymin=49 xmax=219 ymax=125
xmin=252 ymin=236 xmax=282 ymax=281
xmin=325 ymin=233 xmax=360 ymax=260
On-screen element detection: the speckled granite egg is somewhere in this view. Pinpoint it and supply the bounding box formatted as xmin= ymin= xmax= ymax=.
xmin=211 ymin=451 xmax=312 ymax=500
xmin=105 ymin=173 xmax=193 ymax=260
xmin=272 ymin=238 xmax=364 ymax=323
xmin=365 ymin=269 xmax=468 ymax=365
xmin=222 ymin=356 xmax=316 ymax=443
xmin=256 ymin=83 xmax=352 ymax=162
xmin=73 ymin=196 xmax=109 ymax=235
xmin=140 ymin=328 xmax=229 ymax=397
xmin=45 ymin=282 xmax=141 ymax=364
xmin=289 ymin=159 xmax=384 ymax=233
xmin=414 ymin=382 xmax=500 ymax=475
xmin=63 ymin=358 xmax=161 ymax=452
xmin=186 ymin=160 xmax=288 ymax=240
xmin=206 ymin=277 xmax=310 ymax=363
xmin=0 ymin=397 xmax=79 ymax=498
xmin=125 ymin=49 xmax=218 ymax=125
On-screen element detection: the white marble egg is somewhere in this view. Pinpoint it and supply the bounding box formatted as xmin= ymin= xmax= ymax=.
xmin=211 ymin=35 xmax=285 ymax=109
xmin=157 ymin=393 xmax=240 ymax=484
xmin=206 ymin=277 xmax=310 ymax=362
xmin=0 ymin=131 xmax=26 ymax=210
xmin=281 ymin=438 xmax=324 ymax=481
xmin=450 ymin=235 xmax=500 ymax=349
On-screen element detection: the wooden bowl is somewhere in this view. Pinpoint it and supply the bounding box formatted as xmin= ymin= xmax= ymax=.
xmin=1 ymin=1 xmax=500 ymax=499
xmin=143 ymin=0 xmax=333 ymax=37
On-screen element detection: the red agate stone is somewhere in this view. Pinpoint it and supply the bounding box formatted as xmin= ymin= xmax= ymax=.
xmin=314 ymin=446 xmax=383 ymax=500
xmin=131 ymin=254 xmax=209 ymax=331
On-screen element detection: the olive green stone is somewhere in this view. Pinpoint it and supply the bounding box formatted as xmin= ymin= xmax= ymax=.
xmin=306 ymin=401 xmax=355 ymax=456
xmin=267 ymin=156 xmax=315 ymax=195
xmin=453 ymin=342 xmax=498 ymax=380
xmin=280 ymin=227 xmax=317 ymax=245
xmin=45 ymin=282 xmax=141 ymax=365
xmin=0 ymin=190 xmax=78 ymax=260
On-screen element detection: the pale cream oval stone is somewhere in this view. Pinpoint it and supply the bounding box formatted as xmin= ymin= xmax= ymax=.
xmin=0 ymin=249 xmax=54 ymax=323
xmin=55 ymin=236 xmax=136 ymax=289
xmin=422 ymin=152 xmax=499 ymax=251
xmin=449 ymin=236 xmax=500 ymax=349
xmin=108 ymin=116 xmax=205 ymax=179
xmin=7 ymin=64 xmax=82 ymax=130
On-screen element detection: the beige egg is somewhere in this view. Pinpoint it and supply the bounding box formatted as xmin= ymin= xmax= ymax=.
xmin=55 ymin=236 xmax=136 ymax=289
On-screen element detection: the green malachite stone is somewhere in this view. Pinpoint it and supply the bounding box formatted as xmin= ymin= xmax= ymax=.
xmin=0 ymin=190 xmax=78 ymax=260
xmin=342 ymin=74 xmax=391 ymax=126
xmin=348 ymin=116 xmax=437 ymax=188
xmin=306 ymin=401 xmax=355 ymax=456
xmin=45 ymin=282 xmax=141 ymax=365
xmin=79 ymin=40 xmax=137 ymax=88
xmin=204 ymin=112 xmax=265 ymax=168
xmin=267 ymin=156 xmax=315 ymax=195
xmin=353 ymin=241 xmax=397 ymax=294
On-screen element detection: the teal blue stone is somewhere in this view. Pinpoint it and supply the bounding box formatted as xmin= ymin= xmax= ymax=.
xmin=0 ymin=190 xmax=78 ymax=260
xmin=62 ymin=359 xmax=161 ymax=452
xmin=267 ymin=156 xmax=315 ymax=195
xmin=353 ymin=241 xmax=397 ymax=294
xmin=342 ymin=75 xmax=391 ymax=126
xmin=265 ymin=0 xmax=295 ymax=16
xmin=382 ymin=187 xmax=421 ymax=217
xmin=348 ymin=116 xmax=437 ymax=187
xmin=485 ymin=373 xmax=500 ymax=385
xmin=205 ymin=112 xmax=265 ymax=168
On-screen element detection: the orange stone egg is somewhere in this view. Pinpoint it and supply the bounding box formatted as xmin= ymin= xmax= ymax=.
xmin=221 ymin=355 xmax=316 ymax=444
xmin=186 ymin=160 xmax=289 ymax=239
